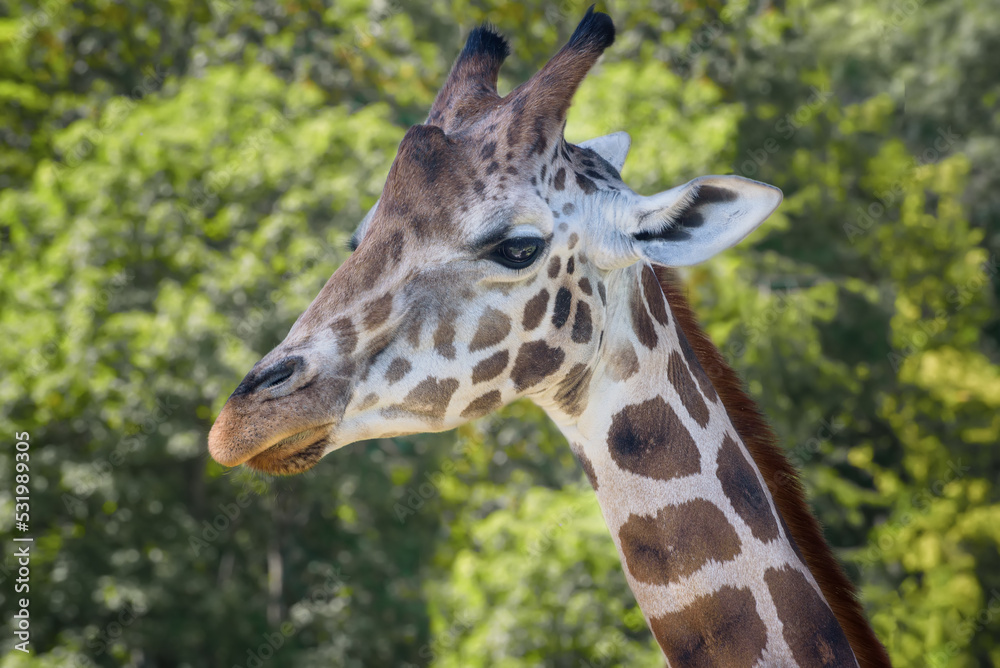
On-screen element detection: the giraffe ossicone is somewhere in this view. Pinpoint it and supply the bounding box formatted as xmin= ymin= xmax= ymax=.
xmin=208 ymin=7 xmax=890 ymax=667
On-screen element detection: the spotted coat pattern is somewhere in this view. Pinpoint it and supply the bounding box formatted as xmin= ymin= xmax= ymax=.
xmin=208 ymin=9 xmax=869 ymax=667
xmin=554 ymin=264 xmax=859 ymax=667
xmin=211 ymin=102 xmax=859 ymax=668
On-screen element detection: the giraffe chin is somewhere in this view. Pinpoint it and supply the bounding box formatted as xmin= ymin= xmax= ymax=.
xmin=244 ymin=425 xmax=332 ymax=476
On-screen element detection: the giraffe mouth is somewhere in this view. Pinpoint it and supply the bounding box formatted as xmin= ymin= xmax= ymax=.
xmin=245 ymin=424 xmax=333 ymax=475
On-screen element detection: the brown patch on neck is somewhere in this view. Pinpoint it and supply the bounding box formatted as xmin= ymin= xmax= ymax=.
xmin=570 ymin=443 xmax=599 ymax=490
xmin=667 ymin=350 xmax=709 ymax=428
xmin=607 ymin=396 xmax=700 ymax=481
xmin=553 ymin=362 xmax=593 ymax=416
xmin=628 ymin=281 xmax=658 ymax=349
xmin=716 ymin=433 xmax=779 ymax=543
xmin=765 ymin=565 xmax=858 ymax=666
xmin=649 ymin=585 xmax=767 ymax=668
xmin=655 ymin=267 xmax=890 ymax=668
xmin=618 ymin=498 xmax=741 ymax=586
xmin=607 ymin=343 xmax=638 ymax=382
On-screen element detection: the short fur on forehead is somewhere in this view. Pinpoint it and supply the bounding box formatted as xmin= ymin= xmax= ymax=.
xmin=367 ymin=124 xmax=474 ymax=243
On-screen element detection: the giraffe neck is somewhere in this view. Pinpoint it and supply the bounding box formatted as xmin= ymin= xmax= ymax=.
xmin=539 ymin=263 xmax=859 ymax=667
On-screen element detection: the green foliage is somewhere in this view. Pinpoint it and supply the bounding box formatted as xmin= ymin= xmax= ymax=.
xmin=1 ymin=0 xmax=999 ymax=666
xmin=426 ymin=483 xmax=662 ymax=667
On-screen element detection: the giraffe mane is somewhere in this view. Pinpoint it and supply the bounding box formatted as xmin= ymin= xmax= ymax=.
xmin=655 ymin=267 xmax=892 ymax=668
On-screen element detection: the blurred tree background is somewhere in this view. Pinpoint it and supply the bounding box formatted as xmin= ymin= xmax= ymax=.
xmin=1 ymin=0 xmax=998 ymax=665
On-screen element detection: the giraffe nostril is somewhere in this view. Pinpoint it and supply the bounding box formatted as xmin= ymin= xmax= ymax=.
xmin=254 ymin=357 xmax=302 ymax=392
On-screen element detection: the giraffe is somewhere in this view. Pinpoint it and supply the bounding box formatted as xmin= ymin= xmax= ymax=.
xmin=207 ymin=8 xmax=891 ymax=666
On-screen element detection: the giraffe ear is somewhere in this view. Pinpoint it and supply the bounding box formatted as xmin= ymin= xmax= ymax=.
xmin=578 ymin=131 xmax=631 ymax=171
xmin=348 ymin=199 xmax=379 ymax=252
xmin=629 ymin=175 xmax=782 ymax=266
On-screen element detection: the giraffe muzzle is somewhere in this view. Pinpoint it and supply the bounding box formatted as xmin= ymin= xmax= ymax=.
xmin=241 ymin=423 xmax=332 ymax=475
xmin=208 ymin=353 xmax=352 ymax=473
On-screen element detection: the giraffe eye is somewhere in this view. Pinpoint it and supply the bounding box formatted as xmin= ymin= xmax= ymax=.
xmin=492 ymin=237 xmax=544 ymax=269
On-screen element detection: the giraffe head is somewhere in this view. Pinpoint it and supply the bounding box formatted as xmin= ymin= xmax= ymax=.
xmin=207 ymin=8 xmax=781 ymax=474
